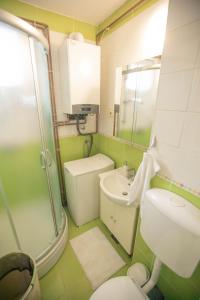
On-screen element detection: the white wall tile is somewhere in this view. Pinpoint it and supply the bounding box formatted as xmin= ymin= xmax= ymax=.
xmin=151 ymin=1 xmax=200 ymax=193
xmin=167 ymin=0 xmax=200 ymax=31
xmin=156 ymin=70 xmax=193 ymax=111
xmin=188 ymin=68 xmax=200 ymax=112
xmin=161 ymin=20 xmax=200 ymax=73
xmin=180 ymin=113 xmax=200 ymax=151
xmin=152 ymin=110 xmax=185 ymax=147
xmin=157 ymin=143 xmax=200 ymax=192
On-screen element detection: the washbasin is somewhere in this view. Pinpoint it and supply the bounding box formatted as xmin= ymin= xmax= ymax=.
xmin=100 ymin=172 xmax=130 ymax=205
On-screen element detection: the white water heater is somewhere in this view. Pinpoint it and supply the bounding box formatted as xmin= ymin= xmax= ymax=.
xmin=59 ymin=38 xmax=100 ymax=115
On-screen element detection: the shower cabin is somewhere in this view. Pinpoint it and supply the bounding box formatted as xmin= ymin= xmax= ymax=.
xmin=0 ymin=10 xmax=68 ymax=276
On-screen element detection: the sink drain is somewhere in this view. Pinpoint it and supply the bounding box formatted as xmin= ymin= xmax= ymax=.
xmin=122 ymin=191 xmax=128 ymax=196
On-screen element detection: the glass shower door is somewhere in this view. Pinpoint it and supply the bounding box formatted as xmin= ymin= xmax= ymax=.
xmin=30 ymin=38 xmax=63 ymax=232
xmin=0 ymin=22 xmax=56 ymax=258
xmin=0 ymin=183 xmax=19 ymax=256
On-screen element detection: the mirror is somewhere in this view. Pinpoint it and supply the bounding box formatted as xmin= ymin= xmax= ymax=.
xmin=114 ymin=56 xmax=161 ymax=148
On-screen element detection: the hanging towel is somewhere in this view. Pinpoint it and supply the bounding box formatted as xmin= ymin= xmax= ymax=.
xmin=127 ymin=148 xmax=160 ymax=212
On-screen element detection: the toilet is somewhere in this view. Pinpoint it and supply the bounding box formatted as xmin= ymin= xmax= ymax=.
xmin=90 ymin=188 xmax=200 ymax=300
xmin=90 ymin=276 xmax=149 ymax=300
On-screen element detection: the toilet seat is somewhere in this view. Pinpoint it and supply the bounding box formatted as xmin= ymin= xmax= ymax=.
xmin=90 ymin=276 xmax=149 ymax=300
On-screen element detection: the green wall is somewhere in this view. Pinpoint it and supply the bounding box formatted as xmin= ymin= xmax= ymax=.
xmin=60 ymin=133 xmax=200 ymax=300
xmin=59 ymin=135 xmax=99 ymax=165
xmin=117 ymin=128 xmax=152 ymax=147
xmin=0 ymin=0 xmax=97 ymax=41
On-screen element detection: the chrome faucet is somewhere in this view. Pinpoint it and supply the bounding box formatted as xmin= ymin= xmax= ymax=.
xmin=123 ymin=161 xmax=135 ymax=180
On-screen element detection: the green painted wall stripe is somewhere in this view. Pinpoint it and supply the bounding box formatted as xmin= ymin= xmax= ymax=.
xmin=93 ymin=134 xmax=200 ymax=208
xmin=59 ymin=135 xmax=99 ymax=164
xmin=0 ymin=0 xmax=97 ymax=41
xmin=151 ymin=176 xmax=200 ymax=209
xmin=97 ymin=0 xmax=159 ymax=38
xmin=60 ymin=134 xmax=200 ymax=209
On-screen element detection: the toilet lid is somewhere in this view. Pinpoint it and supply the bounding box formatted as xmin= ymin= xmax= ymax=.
xmin=90 ymin=276 xmax=149 ymax=300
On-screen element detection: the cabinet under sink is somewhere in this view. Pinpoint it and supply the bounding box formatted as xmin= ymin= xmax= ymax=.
xmin=99 ymin=169 xmax=139 ymax=255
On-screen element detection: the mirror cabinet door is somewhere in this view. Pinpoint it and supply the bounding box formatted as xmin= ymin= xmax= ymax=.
xmin=114 ymin=56 xmax=161 ymax=148
xmin=116 ymin=71 xmax=137 ymax=142
xmin=132 ymin=68 xmax=160 ymax=147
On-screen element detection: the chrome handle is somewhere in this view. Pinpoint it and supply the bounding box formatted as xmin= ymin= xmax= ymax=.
xmin=40 ymin=151 xmax=46 ymax=169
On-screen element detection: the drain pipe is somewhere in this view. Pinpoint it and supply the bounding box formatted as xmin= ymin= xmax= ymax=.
xmin=142 ymin=257 xmax=162 ymax=294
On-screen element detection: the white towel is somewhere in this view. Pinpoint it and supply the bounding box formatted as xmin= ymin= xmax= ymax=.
xmin=127 ymin=148 xmax=160 ymax=213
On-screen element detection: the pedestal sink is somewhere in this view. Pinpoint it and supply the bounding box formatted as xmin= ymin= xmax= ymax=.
xmin=100 ymin=169 xmax=131 ymax=205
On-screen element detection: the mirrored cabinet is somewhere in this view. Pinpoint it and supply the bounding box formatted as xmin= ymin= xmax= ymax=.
xmin=114 ymin=56 xmax=161 ymax=148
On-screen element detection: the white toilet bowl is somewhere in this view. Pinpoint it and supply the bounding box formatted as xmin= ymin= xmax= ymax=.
xmin=90 ymin=276 xmax=149 ymax=300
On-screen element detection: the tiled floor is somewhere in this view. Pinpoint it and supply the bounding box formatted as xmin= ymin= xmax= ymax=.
xmin=40 ymin=208 xmax=132 ymax=300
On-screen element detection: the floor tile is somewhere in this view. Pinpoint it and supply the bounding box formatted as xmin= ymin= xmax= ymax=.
xmin=40 ymin=208 xmax=131 ymax=300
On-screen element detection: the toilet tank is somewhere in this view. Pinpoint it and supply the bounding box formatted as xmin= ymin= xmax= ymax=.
xmin=64 ymin=154 xmax=114 ymax=226
xmin=140 ymin=188 xmax=200 ymax=278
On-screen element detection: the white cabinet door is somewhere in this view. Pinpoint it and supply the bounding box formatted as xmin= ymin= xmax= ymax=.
xmin=114 ymin=205 xmax=138 ymax=254
xmin=100 ymin=190 xmax=138 ymax=255
xmin=100 ymin=191 xmax=115 ymax=233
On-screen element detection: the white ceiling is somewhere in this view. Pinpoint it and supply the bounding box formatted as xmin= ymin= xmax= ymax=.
xmin=20 ymin=0 xmax=127 ymax=25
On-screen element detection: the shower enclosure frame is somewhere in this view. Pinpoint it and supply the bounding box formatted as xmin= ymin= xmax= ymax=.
xmin=0 ymin=9 xmax=68 ymax=277
xmin=22 ymin=17 xmax=67 ymax=205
